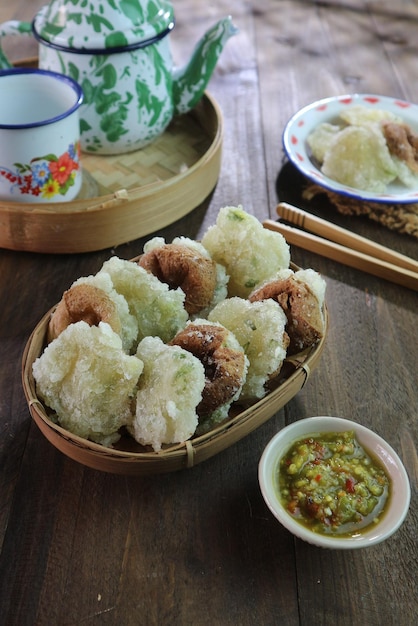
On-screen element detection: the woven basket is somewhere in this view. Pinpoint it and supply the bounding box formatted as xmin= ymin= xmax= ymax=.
xmin=21 ymin=263 xmax=328 ymax=475
xmin=0 ymin=71 xmax=222 ymax=254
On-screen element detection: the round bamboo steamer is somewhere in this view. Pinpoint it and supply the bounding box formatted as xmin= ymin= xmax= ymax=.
xmin=21 ymin=263 xmax=328 ymax=475
xmin=0 ymin=89 xmax=223 ymax=254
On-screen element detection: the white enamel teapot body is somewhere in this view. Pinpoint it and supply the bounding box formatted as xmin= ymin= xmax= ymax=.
xmin=0 ymin=0 xmax=237 ymax=155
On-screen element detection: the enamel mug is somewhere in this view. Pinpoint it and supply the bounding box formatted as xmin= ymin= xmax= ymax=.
xmin=0 ymin=68 xmax=83 ymax=203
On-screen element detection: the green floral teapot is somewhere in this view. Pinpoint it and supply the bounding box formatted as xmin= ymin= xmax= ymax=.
xmin=0 ymin=0 xmax=237 ymax=154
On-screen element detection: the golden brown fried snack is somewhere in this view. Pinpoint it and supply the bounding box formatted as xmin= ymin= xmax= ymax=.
xmin=249 ymin=274 xmax=324 ymax=354
xmin=139 ymin=243 xmax=217 ymax=315
xmin=47 ymin=283 xmax=121 ymax=343
xmin=382 ymin=121 xmax=418 ymax=173
xmin=169 ymin=321 xmax=247 ymax=420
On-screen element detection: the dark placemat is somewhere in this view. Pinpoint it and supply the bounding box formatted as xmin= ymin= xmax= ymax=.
xmin=276 ymin=161 xmax=418 ymax=242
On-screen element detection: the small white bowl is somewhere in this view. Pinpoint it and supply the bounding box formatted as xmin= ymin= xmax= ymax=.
xmin=258 ymin=416 xmax=411 ymax=549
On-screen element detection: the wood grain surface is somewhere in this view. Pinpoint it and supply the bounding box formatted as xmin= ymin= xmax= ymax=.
xmin=0 ymin=1 xmax=417 ymax=624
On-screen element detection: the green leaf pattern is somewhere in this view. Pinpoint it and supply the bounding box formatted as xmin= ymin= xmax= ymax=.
xmin=40 ymin=0 xmax=167 ymax=46
xmin=0 ymin=20 xmax=32 ymax=69
xmin=42 ymin=38 xmax=173 ymax=154
xmin=172 ymin=17 xmax=237 ymax=114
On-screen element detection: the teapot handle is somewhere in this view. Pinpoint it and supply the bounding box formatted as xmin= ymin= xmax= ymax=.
xmin=0 ymin=20 xmax=33 ymax=69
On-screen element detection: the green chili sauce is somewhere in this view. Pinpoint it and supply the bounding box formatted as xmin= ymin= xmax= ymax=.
xmin=276 ymin=431 xmax=391 ymax=537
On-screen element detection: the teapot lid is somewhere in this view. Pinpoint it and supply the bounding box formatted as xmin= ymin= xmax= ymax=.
xmin=33 ymin=0 xmax=175 ymax=50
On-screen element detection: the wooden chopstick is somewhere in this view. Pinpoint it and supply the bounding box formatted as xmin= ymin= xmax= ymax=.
xmin=263 ymin=219 xmax=418 ymax=292
xmin=277 ymin=202 xmax=418 ymax=274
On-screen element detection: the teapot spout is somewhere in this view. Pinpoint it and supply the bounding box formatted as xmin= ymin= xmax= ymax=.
xmin=172 ymin=16 xmax=238 ymax=115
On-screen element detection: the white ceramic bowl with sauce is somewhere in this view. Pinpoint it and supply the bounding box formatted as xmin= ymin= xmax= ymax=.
xmin=258 ymin=416 xmax=411 ymax=549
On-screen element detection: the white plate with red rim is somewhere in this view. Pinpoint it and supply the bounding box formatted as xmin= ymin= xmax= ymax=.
xmin=282 ymin=93 xmax=418 ymax=204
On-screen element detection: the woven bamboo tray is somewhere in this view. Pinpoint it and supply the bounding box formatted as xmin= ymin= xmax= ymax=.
xmin=21 ymin=265 xmax=328 ymax=475
xmin=0 ymin=69 xmax=222 ymax=254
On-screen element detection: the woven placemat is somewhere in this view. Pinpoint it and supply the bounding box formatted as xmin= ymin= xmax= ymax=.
xmin=80 ymin=115 xmax=212 ymax=195
xmin=303 ymin=183 xmax=418 ymax=239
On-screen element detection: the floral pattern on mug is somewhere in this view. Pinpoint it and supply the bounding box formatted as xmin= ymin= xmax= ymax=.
xmin=0 ymin=141 xmax=80 ymax=199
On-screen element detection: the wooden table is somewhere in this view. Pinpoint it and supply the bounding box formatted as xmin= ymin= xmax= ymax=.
xmin=0 ymin=1 xmax=417 ymax=624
